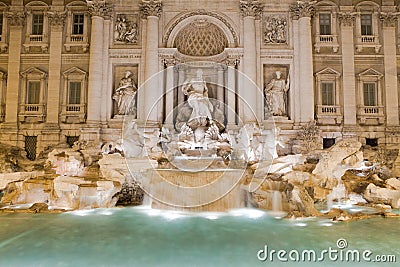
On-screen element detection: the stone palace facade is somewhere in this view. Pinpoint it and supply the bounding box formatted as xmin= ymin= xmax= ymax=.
xmin=0 ymin=0 xmax=400 ymax=159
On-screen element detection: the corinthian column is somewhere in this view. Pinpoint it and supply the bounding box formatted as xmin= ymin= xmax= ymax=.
xmin=46 ymin=11 xmax=66 ymax=125
xmin=290 ymin=1 xmax=315 ymax=123
xmin=381 ymin=12 xmax=399 ymax=126
xmin=86 ymin=0 xmax=112 ymax=124
xmin=140 ymin=0 xmax=163 ymax=124
xmin=4 ymin=11 xmax=25 ymax=126
xmin=338 ymin=11 xmax=357 ymax=127
xmin=240 ymin=0 xmax=263 ymax=123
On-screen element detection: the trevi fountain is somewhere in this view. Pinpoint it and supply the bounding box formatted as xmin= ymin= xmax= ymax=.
xmin=0 ymin=62 xmax=399 ymax=266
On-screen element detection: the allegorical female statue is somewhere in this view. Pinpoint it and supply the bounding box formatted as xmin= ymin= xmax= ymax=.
xmin=182 ymin=69 xmax=214 ymax=122
xmin=264 ymin=71 xmax=290 ymax=116
xmin=113 ymin=70 xmax=137 ymax=116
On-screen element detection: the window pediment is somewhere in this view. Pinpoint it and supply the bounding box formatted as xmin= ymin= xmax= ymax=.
xmin=63 ymin=67 xmax=87 ymax=78
xmin=315 ymin=67 xmax=341 ymax=77
xmin=21 ymin=67 xmax=47 ymax=79
xmin=357 ymin=68 xmax=383 ymax=79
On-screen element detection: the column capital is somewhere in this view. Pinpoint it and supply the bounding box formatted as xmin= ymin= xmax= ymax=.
xmin=87 ymin=0 xmax=113 ymax=18
xmin=162 ymin=57 xmax=176 ymax=67
xmin=140 ymin=0 xmax=163 ymax=18
xmin=48 ymin=11 xmax=67 ymax=27
xmin=290 ymin=1 xmax=316 ymax=20
xmin=380 ymin=12 xmax=399 ymax=27
xmin=6 ymin=11 xmax=26 ymax=26
xmin=338 ymin=12 xmax=356 ymax=27
xmin=226 ymin=56 xmax=240 ymax=67
xmin=239 ymin=0 xmax=263 ymax=19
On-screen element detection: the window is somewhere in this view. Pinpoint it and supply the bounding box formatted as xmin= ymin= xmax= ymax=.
xmin=0 ymin=14 xmax=3 ymax=36
xmin=66 ymin=136 xmax=79 ymax=147
xmin=363 ymin=83 xmax=376 ymax=106
xmin=361 ymin=14 xmax=373 ymax=35
xmin=32 ymin=14 xmax=44 ymax=35
xmin=321 ymin=82 xmax=334 ymax=105
xmin=27 ymin=81 xmax=40 ymax=104
xmin=319 ymin=13 xmax=331 ymax=35
xmin=68 ymin=82 xmax=81 ymax=104
xmin=72 ymin=14 xmax=84 ymax=35
xmin=61 ymin=67 xmax=87 ymax=123
xmin=323 ymin=138 xmax=335 ymax=149
xmin=25 ymin=136 xmax=37 ymax=160
xmin=366 ymin=138 xmax=378 ymax=147
xmin=65 ymin=2 xmax=89 ymax=52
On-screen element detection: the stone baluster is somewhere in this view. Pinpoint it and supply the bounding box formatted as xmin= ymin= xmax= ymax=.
xmin=290 ymin=1 xmax=315 ymax=123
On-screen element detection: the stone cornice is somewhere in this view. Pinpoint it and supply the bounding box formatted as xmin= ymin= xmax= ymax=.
xmin=47 ymin=11 xmax=67 ymax=27
xmin=6 ymin=11 xmax=25 ymax=26
xmin=140 ymin=0 xmax=163 ymax=18
xmin=87 ymin=0 xmax=113 ymax=18
xmin=338 ymin=12 xmax=356 ymax=27
xmin=290 ymin=1 xmax=316 ymax=19
xmin=239 ymin=0 xmax=263 ymax=19
xmin=380 ymin=12 xmax=399 ymax=27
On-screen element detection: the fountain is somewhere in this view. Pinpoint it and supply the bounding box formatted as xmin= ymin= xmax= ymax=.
xmin=125 ymin=68 xmax=260 ymax=211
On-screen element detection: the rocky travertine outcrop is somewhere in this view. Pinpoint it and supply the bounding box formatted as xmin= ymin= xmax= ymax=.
xmin=0 ymin=143 xmax=137 ymax=209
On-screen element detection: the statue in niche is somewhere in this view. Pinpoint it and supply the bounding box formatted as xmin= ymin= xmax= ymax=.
xmin=114 ymin=16 xmax=138 ymax=44
xmin=182 ymin=69 xmax=214 ymax=126
xmin=264 ymin=17 xmax=287 ymax=44
xmin=113 ymin=70 xmax=137 ymax=116
xmin=264 ymin=71 xmax=290 ymax=117
xmin=175 ymin=71 xmax=227 ymax=131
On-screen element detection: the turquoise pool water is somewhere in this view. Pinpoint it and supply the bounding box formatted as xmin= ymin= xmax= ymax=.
xmin=0 ymin=207 xmax=398 ymax=267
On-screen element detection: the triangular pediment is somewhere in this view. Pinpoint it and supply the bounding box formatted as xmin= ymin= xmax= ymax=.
xmin=21 ymin=67 xmax=47 ymax=78
xmin=315 ymin=67 xmax=341 ymax=77
xmin=63 ymin=67 xmax=87 ymax=77
xmin=358 ymin=68 xmax=383 ymax=78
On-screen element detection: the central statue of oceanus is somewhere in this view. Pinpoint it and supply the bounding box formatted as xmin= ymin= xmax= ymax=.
xmin=173 ymin=69 xmax=231 ymax=160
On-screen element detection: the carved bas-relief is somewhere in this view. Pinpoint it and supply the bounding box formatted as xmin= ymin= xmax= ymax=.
xmin=113 ymin=70 xmax=138 ymax=117
xmin=114 ymin=16 xmax=138 ymax=44
xmin=264 ymin=16 xmax=287 ymax=44
xmin=264 ymin=70 xmax=290 ymax=117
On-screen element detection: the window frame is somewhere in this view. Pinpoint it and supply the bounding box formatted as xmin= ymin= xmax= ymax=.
xmin=31 ymin=13 xmax=44 ymax=35
xmin=357 ymin=68 xmax=383 ymax=109
xmin=19 ymin=67 xmax=47 ymax=122
xmin=72 ymin=13 xmax=85 ymax=35
xmin=360 ymin=14 xmax=373 ymax=36
xmin=26 ymin=80 xmax=41 ymax=105
xmin=61 ymin=67 xmax=88 ymax=123
xmin=321 ymin=81 xmax=335 ymax=106
xmin=24 ymin=3 xmax=49 ymax=52
xmin=319 ymin=13 xmax=332 ymax=35
xmin=0 ymin=4 xmax=8 ymax=51
xmin=65 ymin=2 xmax=89 ymax=52
xmin=68 ymin=81 xmax=82 ymax=105
xmin=363 ymin=82 xmax=377 ymax=106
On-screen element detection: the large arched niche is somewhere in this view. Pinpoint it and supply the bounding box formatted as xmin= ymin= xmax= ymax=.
xmin=174 ymin=19 xmax=228 ymax=57
xmin=164 ymin=11 xmax=239 ymax=49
